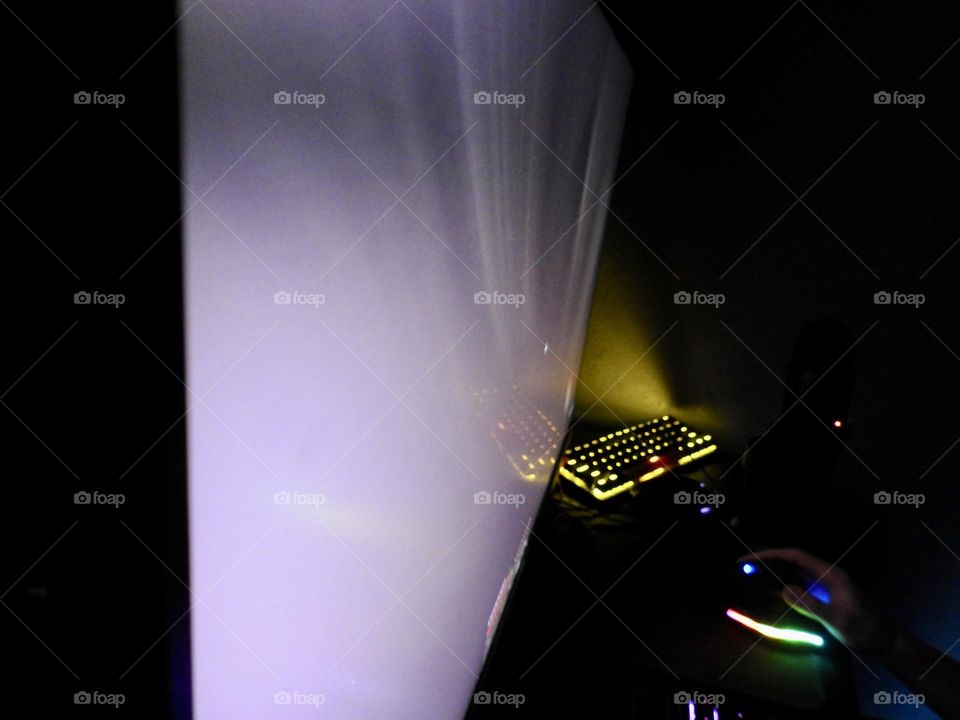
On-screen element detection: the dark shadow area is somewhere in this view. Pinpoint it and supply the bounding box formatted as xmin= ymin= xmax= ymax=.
xmin=0 ymin=3 xmax=189 ymax=718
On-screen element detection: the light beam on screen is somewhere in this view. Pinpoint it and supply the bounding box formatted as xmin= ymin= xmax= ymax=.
xmin=180 ymin=1 xmax=631 ymax=719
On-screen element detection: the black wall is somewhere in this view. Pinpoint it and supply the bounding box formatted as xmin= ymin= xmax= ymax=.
xmin=1 ymin=3 xmax=188 ymax=717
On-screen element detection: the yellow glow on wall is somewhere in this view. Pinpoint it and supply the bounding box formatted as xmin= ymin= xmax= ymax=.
xmin=570 ymin=224 xmax=725 ymax=435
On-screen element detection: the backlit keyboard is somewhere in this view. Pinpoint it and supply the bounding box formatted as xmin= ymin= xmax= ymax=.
xmin=558 ymin=416 xmax=717 ymax=500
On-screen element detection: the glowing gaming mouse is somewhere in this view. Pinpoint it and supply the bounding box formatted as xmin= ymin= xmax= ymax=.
xmin=725 ymin=559 xmax=828 ymax=647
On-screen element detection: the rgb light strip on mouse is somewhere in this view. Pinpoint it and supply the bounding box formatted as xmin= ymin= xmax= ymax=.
xmin=726 ymin=608 xmax=824 ymax=647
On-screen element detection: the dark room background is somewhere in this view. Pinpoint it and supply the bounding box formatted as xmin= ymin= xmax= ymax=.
xmin=579 ymin=2 xmax=960 ymax=715
xmin=2 ymin=1 xmax=959 ymax=718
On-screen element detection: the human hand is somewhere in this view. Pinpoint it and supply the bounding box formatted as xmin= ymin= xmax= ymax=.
xmin=738 ymin=548 xmax=893 ymax=654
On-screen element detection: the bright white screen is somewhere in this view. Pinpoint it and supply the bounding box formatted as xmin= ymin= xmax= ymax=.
xmin=181 ymin=2 xmax=630 ymax=718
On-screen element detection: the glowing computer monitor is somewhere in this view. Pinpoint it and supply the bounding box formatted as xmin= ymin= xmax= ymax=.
xmin=180 ymin=2 xmax=630 ymax=717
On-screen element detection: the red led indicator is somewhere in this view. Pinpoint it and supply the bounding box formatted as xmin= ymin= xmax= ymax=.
xmin=833 ymin=419 xmax=843 ymax=428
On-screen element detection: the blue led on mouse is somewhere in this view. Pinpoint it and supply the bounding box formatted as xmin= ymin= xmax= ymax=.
xmin=809 ymin=583 xmax=831 ymax=605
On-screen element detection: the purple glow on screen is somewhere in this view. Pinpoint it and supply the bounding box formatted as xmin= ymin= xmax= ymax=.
xmin=180 ymin=1 xmax=630 ymax=718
